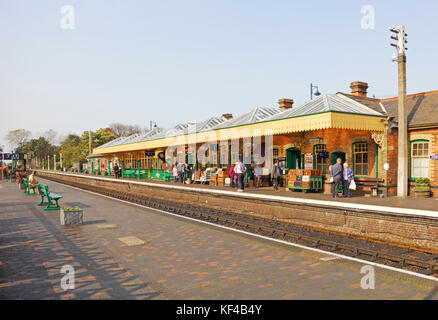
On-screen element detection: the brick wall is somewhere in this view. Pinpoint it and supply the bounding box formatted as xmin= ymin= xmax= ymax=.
xmin=273 ymin=128 xmax=378 ymax=178
xmin=386 ymin=127 xmax=438 ymax=197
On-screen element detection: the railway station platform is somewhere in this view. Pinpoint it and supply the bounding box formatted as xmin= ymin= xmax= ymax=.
xmin=1 ymin=179 xmax=438 ymax=299
xmin=35 ymin=170 xmax=438 ymax=212
xmin=34 ymin=171 xmax=438 ymax=252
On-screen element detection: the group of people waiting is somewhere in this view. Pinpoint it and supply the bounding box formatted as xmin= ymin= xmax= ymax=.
xmin=172 ymin=162 xmax=191 ymax=184
xmin=330 ymin=158 xmax=354 ymax=198
xmin=120 ymin=157 xmax=354 ymax=197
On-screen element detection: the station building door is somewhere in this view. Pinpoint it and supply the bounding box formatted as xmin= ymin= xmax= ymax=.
xmin=331 ymin=152 xmax=346 ymax=165
xmin=286 ymin=148 xmax=301 ymax=169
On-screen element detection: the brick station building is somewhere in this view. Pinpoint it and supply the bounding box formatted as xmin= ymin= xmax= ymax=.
xmin=91 ymin=81 xmax=438 ymax=197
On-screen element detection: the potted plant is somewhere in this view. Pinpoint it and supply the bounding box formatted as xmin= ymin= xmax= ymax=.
xmin=413 ymin=177 xmax=431 ymax=198
xmin=60 ymin=206 xmax=84 ymax=226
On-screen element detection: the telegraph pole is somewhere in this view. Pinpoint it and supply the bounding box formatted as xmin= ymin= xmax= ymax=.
xmin=390 ymin=26 xmax=408 ymax=197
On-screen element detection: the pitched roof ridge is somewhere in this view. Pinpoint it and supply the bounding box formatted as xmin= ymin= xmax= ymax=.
xmin=380 ymin=90 xmax=438 ymax=102
xmin=336 ymin=93 xmax=383 ymax=115
xmin=337 ymin=92 xmax=382 ymax=101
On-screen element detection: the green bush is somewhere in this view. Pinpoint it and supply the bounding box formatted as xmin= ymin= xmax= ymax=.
xmin=415 ymin=177 xmax=430 ymax=185
xmin=62 ymin=206 xmax=81 ymax=211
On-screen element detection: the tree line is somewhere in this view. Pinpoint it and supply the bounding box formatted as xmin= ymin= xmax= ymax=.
xmin=3 ymin=123 xmax=146 ymax=169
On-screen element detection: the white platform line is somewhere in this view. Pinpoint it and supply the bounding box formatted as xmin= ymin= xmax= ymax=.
xmin=38 ymin=170 xmax=438 ymax=218
xmin=45 ymin=178 xmax=438 ymax=283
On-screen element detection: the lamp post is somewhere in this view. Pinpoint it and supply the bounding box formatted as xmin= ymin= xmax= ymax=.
xmin=390 ymin=25 xmax=408 ymax=198
xmin=310 ymin=83 xmax=321 ymax=100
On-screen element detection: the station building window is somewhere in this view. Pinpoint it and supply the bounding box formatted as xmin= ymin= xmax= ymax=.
xmin=272 ymin=148 xmax=279 ymax=165
xmin=210 ymin=144 xmax=218 ymax=166
xmin=125 ymin=153 xmax=136 ymax=168
xmin=353 ymin=142 xmax=368 ymax=176
xmin=411 ymin=140 xmax=430 ymax=178
xmin=313 ymin=144 xmax=328 ymax=174
xmin=220 ymin=144 xmax=229 ymax=166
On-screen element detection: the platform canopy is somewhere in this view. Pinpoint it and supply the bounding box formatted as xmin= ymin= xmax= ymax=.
xmin=94 ymin=93 xmax=385 ymax=154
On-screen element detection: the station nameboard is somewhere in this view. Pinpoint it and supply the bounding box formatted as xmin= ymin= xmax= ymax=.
xmin=309 ymin=137 xmax=324 ymax=144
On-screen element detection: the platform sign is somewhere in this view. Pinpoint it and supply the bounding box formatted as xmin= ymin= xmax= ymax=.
xmin=317 ymin=151 xmax=329 ymax=158
xmin=145 ymin=150 xmax=155 ymax=157
xmin=304 ymin=153 xmax=313 ymax=170
xmin=3 ymin=153 xmax=11 ymax=160
xmin=430 ymin=154 xmax=438 ymax=160
xmin=0 ymin=154 xmax=2 ymax=160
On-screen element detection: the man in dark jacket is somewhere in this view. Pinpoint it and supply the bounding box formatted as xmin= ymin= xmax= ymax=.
xmin=271 ymin=160 xmax=281 ymax=191
xmin=331 ymin=158 xmax=343 ymax=198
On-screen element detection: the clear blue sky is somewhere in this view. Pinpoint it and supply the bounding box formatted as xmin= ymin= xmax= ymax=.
xmin=1 ymin=0 xmax=437 ymax=152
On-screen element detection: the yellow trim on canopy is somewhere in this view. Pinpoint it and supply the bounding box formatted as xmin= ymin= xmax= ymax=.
xmin=94 ymin=112 xmax=385 ymax=154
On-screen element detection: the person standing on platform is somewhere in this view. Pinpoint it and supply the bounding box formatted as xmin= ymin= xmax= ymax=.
xmin=234 ymin=160 xmax=246 ymax=192
xmin=229 ymin=164 xmax=236 ymax=188
xmin=254 ymin=165 xmax=263 ymax=188
xmin=177 ymin=162 xmax=185 ymax=183
xmin=271 ymin=159 xmax=281 ymax=191
xmin=342 ymin=162 xmax=354 ymax=198
xmin=172 ymin=165 xmax=178 ymax=183
xmin=331 ymin=158 xmax=343 ymax=198
xmin=114 ymin=163 xmax=120 ymax=179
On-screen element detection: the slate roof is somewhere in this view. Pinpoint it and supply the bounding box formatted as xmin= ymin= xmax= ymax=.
xmin=266 ymin=94 xmax=383 ymax=121
xmin=343 ymin=90 xmax=438 ymax=127
xmin=95 ymin=117 xmax=226 ymax=149
xmin=212 ymin=107 xmax=283 ymax=130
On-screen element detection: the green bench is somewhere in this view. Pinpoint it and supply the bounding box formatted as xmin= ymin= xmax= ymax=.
xmin=22 ymin=178 xmax=38 ymax=195
xmin=38 ymin=183 xmax=63 ymax=210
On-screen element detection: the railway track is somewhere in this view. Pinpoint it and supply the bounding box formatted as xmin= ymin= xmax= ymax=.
xmin=43 ymin=175 xmax=438 ymax=277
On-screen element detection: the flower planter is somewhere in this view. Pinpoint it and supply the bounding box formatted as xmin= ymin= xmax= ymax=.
xmin=414 ymin=184 xmax=430 ymax=198
xmin=60 ymin=208 xmax=84 ymax=226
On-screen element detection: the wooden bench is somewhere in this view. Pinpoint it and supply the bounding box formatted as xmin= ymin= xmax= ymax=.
xmin=38 ymin=183 xmax=63 ymax=210
xmin=22 ymin=178 xmax=38 ymax=195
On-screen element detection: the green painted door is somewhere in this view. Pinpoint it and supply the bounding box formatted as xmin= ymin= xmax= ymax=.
xmin=286 ymin=148 xmax=301 ymax=169
xmin=331 ymin=152 xmax=346 ymax=165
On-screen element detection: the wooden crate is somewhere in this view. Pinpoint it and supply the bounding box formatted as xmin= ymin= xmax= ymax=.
xmin=218 ymin=171 xmax=229 ymax=178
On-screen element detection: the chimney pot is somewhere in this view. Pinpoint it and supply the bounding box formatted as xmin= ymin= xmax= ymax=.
xmin=278 ymin=98 xmax=294 ymax=110
xmin=350 ymin=81 xmax=369 ymax=98
xmin=222 ymin=113 xmax=233 ymax=120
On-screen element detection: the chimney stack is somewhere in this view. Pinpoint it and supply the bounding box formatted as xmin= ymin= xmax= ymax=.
xmin=222 ymin=113 xmax=233 ymax=120
xmin=350 ymin=81 xmax=369 ymax=98
xmin=278 ymin=98 xmax=294 ymax=110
